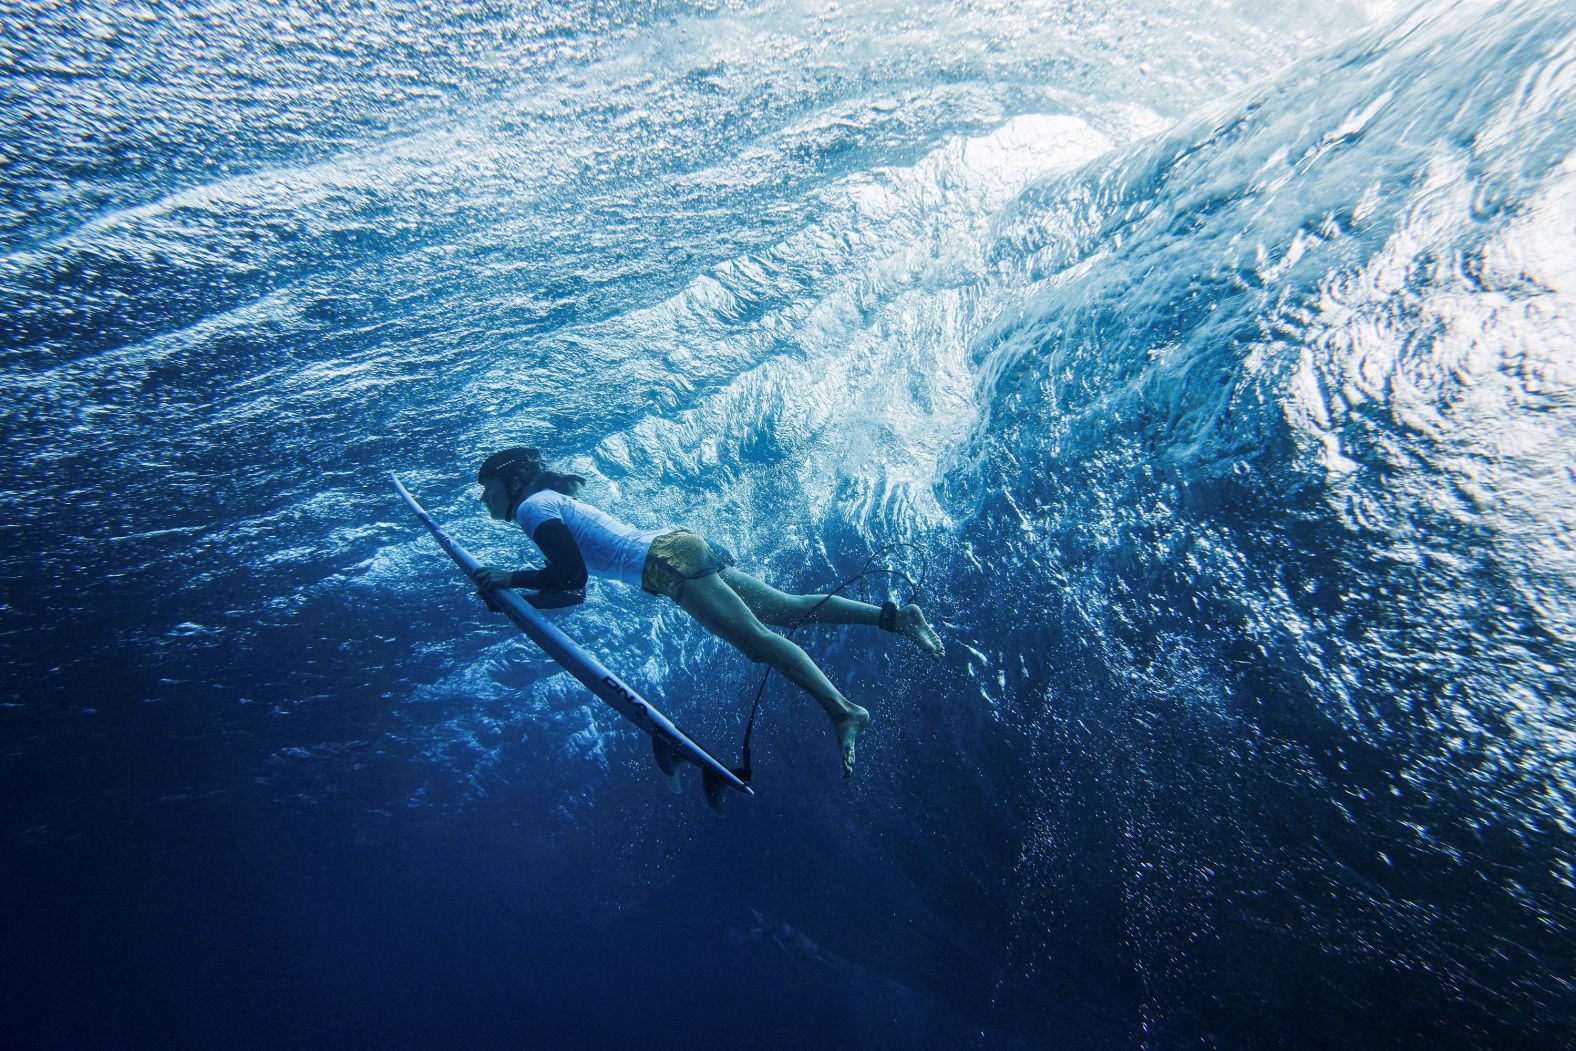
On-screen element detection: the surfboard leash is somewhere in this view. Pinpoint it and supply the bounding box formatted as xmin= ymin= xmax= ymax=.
xmin=734 ymin=541 xmax=930 ymax=785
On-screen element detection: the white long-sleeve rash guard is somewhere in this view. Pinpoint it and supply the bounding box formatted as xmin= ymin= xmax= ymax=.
xmin=510 ymin=490 xmax=666 ymax=591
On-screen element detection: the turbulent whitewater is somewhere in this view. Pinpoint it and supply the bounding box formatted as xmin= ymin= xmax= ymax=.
xmin=2 ymin=1 xmax=1573 ymax=1047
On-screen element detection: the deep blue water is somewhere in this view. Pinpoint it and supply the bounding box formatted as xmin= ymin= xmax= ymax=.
xmin=3 ymin=1 xmax=1574 ymax=1047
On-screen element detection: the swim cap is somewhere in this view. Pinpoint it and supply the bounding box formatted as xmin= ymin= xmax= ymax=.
xmin=477 ymin=447 xmax=543 ymax=486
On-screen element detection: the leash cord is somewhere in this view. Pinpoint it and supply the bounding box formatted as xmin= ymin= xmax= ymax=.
xmin=734 ymin=541 xmax=930 ymax=784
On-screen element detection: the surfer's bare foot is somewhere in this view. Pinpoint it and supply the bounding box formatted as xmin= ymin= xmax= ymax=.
xmin=897 ymin=604 xmax=944 ymax=661
xmin=834 ymin=704 xmax=870 ymax=778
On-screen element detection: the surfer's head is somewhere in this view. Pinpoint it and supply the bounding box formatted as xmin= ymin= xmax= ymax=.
xmin=478 ymin=447 xmax=543 ymax=489
xmin=477 ymin=447 xmax=585 ymax=520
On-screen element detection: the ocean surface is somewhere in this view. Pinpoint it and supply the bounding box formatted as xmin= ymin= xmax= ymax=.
xmin=3 ymin=1 xmax=1574 ymax=1047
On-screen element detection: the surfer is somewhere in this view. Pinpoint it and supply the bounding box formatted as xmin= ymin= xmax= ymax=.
xmin=469 ymin=448 xmax=944 ymax=776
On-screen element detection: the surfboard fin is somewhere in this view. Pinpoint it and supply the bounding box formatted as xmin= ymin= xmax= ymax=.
xmin=702 ymin=768 xmax=727 ymax=813
xmin=651 ymin=736 xmax=682 ymax=795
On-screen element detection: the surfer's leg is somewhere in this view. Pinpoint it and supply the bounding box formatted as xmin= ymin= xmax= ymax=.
xmin=719 ymin=568 xmax=879 ymax=627
xmin=678 ymin=573 xmax=869 ymax=775
xmin=720 ymin=568 xmax=944 ymax=660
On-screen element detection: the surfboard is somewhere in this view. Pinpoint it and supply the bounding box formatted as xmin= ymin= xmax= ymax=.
xmin=392 ymin=473 xmax=752 ymax=809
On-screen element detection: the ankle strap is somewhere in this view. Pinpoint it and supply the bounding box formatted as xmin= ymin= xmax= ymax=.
xmin=878 ymin=600 xmax=898 ymax=632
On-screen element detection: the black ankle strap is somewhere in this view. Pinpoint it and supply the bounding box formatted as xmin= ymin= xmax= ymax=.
xmin=878 ymin=600 xmax=898 ymax=632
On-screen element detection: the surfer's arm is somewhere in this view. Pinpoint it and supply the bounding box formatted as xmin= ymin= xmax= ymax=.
xmin=509 ymin=519 xmax=588 ymax=590
xmin=472 ymin=520 xmax=587 ymax=607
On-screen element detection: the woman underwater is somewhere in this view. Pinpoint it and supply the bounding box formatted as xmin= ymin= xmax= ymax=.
xmin=469 ymin=448 xmax=945 ymax=776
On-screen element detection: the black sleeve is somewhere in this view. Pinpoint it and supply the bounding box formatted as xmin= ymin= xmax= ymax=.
xmin=509 ymin=519 xmax=589 ymax=592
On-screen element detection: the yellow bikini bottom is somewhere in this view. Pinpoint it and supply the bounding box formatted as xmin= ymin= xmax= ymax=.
xmin=640 ymin=530 xmax=735 ymax=600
